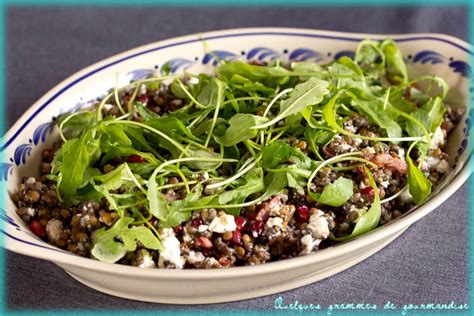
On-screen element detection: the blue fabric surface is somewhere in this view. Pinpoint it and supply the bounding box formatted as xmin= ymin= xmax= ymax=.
xmin=5 ymin=5 xmax=469 ymax=311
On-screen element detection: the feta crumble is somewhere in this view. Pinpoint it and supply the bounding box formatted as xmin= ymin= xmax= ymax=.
xmin=189 ymin=77 xmax=200 ymax=85
xmin=400 ymin=189 xmax=413 ymax=203
xmin=27 ymin=207 xmax=36 ymax=217
xmin=187 ymin=250 xmax=205 ymax=265
xmin=307 ymin=210 xmax=330 ymax=240
xmin=299 ymin=234 xmax=320 ymax=255
xmin=138 ymin=249 xmax=156 ymax=269
xmin=208 ymin=214 xmax=236 ymax=233
xmin=266 ymin=217 xmax=284 ymax=229
xmin=158 ymin=228 xmax=184 ymax=269
xmin=436 ymin=159 xmax=449 ymax=173
xmin=198 ymin=224 xmax=209 ymax=233
xmin=430 ymin=127 xmax=445 ymax=149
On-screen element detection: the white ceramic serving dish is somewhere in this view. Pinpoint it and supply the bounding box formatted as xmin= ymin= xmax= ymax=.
xmin=1 ymin=28 xmax=472 ymax=304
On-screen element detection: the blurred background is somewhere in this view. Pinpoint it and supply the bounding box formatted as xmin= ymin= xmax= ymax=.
xmin=6 ymin=5 xmax=468 ymax=311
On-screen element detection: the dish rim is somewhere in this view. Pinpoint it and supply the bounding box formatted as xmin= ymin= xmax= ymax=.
xmin=2 ymin=27 xmax=472 ymax=279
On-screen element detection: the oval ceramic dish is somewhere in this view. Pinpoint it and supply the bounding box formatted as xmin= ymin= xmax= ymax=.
xmin=1 ymin=28 xmax=472 ymax=304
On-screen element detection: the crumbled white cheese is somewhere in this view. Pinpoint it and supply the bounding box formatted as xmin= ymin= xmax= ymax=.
xmin=139 ymin=84 xmax=147 ymax=95
xmin=189 ymin=77 xmax=200 ymax=85
xmin=436 ymin=159 xmax=449 ymax=173
xmin=353 ymin=138 xmax=363 ymax=146
xmin=208 ymin=214 xmax=236 ymax=233
xmin=307 ymin=211 xmax=330 ymax=240
xmin=419 ymin=155 xmax=441 ymax=172
xmin=187 ymin=250 xmax=205 ymax=265
xmin=300 ymin=234 xmax=317 ymax=255
xmin=380 ymin=180 xmax=390 ymax=188
xmin=400 ymin=189 xmax=413 ymax=202
xmin=366 ymin=147 xmax=376 ymax=154
xmin=430 ymin=127 xmax=445 ymax=149
xmin=26 ymin=177 xmax=36 ymax=184
xmin=198 ymin=224 xmax=209 ymax=233
xmin=103 ymin=103 xmax=114 ymax=110
xmin=426 ymin=156 xmax=441 ymax=167
xmin=359 ymin=181 xmax=368 ymax=189
xmin=266 ymin=217 xmax=284 ymax=229
xmin=27 ymin=207 xmax=36 ymax=216
xmin=45 ymin=219 xmax=63 ymax=242
xmin=138 ymin=249 xmax=156 ymax=269
xmin=279 ymin=194 xmax=289 ymax=203
xmin=339 ymin=143 xmax=353 ymax=152
xmin=268 ymin=197 xmax=284 ymax=216
xmin=80 ymin=214 xmax=90 ymax=228
xmin=397 ymin=148 xmax=406 ymax=160
xmin=158 ymin=228 xmax=184 ymax=269
xmin=182 ymin=233 xmax=192 ymax=243
xmin=345 ymin=125 xmax=357 ymax=133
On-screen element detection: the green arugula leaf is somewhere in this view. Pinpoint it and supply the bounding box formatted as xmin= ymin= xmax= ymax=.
xmin=219 ymin=168 xmax=265 ymax=215
xmin=354 ymin=98 xmax=402 ymax=139
xmin=59 ymin=111 xmax=97 ymax=139
xmin=100 ymin=124 xmax=132 ymax=147
xmin=328 ymin=58 xmax=366 ymax=90
xmin=420 ymin=97 xmax=446 ymax=132
xmin=305 ymin=128 xmax=335 ymax=159
xmin=91 ymin=217 xmax=161 ymax=263
xmin=380 ymin=39 xmax=408 ymax=85
xmin=135 ymin=103 xmax=159 ymax=120
xmin=58 ymin=130 xmax=100 ymax=196
xmin=215 ymin=113 xmax=265 ymax=146
xmin=216 ymin=61 xmax=293 ymax=87
xmin=333 ymin=167 xmax=381 ymax=241
xmin=262 ymin=171 xmax=288 ymax=200
xmin=286 ymin=166 xmax=307 ymax=192
xmin=146 ymin=116 xmax=201 ymax=142
xmin=276 ymin=77 xmax=329 ymax=122
xmin=262 ymin=141 xmax=292 ymax=169
xmin=407 ymin=154 xmax=432 ymax=204
xmin=314 ymin=177 xmax=354 ymax=207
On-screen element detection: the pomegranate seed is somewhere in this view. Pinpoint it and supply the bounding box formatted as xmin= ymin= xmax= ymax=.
xmin=174 ymin=224 xmax=183 ymax=234
xmin=191 ymin=218 xmax=202 ymax=228
xmin=297 ymin=205 xmax=309 ymax=222
xmin=198 ymin=236 xmax=213 ymax=249
xmin=249 ymin=220 xmax=264 ymax=237
xmin=235 ymin=216 xmax=247 ymax=230
xmin=361 ymin=187 xmax=375 ymax=200
xmin=231 ymin=230 xmax=242 ymax=246
xmin=29 ymin=220 xmax=45 ymax=238
xmin=137 ymin=95 xmax=149 ymax=105
xmin=127 ymin=155 xmax=145 ymax=163
xmin=219 ymin=257 xmax=230 ymax=266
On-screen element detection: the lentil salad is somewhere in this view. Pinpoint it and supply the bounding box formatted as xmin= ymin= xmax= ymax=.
xmin=12 ymin=39 xmax=463 ymax=269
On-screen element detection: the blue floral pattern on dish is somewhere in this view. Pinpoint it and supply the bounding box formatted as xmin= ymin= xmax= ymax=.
xmin=0 ymin=163 xmax=13 ymax=181
xmin=246 ymin=47 xmax=279 ymax=62
xmin=289 ymin=48 xmax=325 ymax=62
xmin=126 ymin=69 xmax=155 ymax=81
xmin=32 ymin=122 xmax=55 ymax=146
xmin=334 ymin=50 xmax=355 ymax=60
xmin=165 ymin=58 xmax=193 ymax=74
xmin=412 ymin=50 xmax=446 ymax=64
xmin=449 ymin=61 xmax=471 ymax=78
xmin=202 ymin=50 xmax=239 ymax=66
xmin=13 ymin=144 xmax=32 ymax=166
xmin=0 ymin=208 xmax=21 ymax=231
